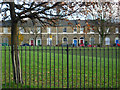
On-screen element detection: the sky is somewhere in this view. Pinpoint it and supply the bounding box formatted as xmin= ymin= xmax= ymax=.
xmin=0 ymin=0 xmax=119 ymax=21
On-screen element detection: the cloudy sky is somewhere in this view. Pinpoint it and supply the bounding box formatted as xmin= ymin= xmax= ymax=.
xmin=0 ymin=0 xmax=119 ymax=21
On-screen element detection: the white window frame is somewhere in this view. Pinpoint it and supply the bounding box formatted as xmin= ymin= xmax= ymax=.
xmin=47 ymin=27 xmax=51 ymax=34
xmin=63 ymin=27 xmax=67 ymax=33
xmin=105 ymin=37 xmax=110 ymax=45
xmin=3 ymin=27 xmax=8 ymax=33
xmin=47 ymin=38 xmax=52 ymax=45
xmin=80 ymin=27 xmax=84 ymax=33
xmin=3 ymin=38 xmax=8 ymax=43
xmin=90 ymin=37 xmax=95 ymax=45
xmin=73 ymin=28 xmax=77 ymax=33
xmin=115 ymin=28 xmax=119 ymax=33
xmin=37 ymin=27 xmax=41 ymax=34
xmin=90 ymin=27 xmax=94 ymax=33
xmin=62 ymin=37 xmax=68 ymax=43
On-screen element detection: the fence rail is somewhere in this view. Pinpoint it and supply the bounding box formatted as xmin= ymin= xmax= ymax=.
xmin=0 ymin=46 xmax=119 ymax=88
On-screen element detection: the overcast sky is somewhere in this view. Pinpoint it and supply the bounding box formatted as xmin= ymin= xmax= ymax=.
xmin=0 ymin=0 xmax=119 ymax=21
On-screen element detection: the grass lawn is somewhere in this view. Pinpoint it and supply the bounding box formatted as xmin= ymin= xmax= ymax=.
xmin=1 ymin=46 xmax=119 ymax=88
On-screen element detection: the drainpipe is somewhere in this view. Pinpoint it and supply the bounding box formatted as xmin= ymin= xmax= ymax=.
xmin=56 ymin=27 xmax=58 ymax=45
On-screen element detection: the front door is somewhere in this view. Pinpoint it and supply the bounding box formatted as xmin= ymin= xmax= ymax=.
xmin=80 ymin=39 xmax=83 ymax=44
xmin=38 ymin=40 xmax=41 ymax=46
xmin=74 ymin=39 xmax=77 ymax=46
xmin=31 ymin=40 xmax=34 ymax=46
xmin=116 ymin=40 xmax=119 ymax=45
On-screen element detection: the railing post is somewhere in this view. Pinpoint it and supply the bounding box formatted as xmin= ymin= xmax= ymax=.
xmin=67 ymin=44 xmax=69 ymax=88
xmin=0 ymin=46 xmax=2 ymax=89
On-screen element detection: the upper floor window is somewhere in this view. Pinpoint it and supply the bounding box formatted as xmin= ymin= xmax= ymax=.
xmin=80 ymin=27 xmax=84 ymax=33
xmin=3 ymin=27 xmax=8 ymax=33
xmin=47 ymin=27 xmax=51 ymax=34
xmin=115 ymin=28 xmax=119 ymax=33
xmin=63 ymin=27 xmax=67 ymax=33
xmin=19 ymin=27 xmax=24 ymax=34
xmin=106 ymin=28 xmax=109 ymax=33
xmin=73 ymin=28 xmax=77 ymax=33
xmin=90 ymin=27 xmax=94 ymax=33
xmin=37 ymin=27 xmax=41 ymax=33
xmin=30 ymin=29 xmax=34 ymax=34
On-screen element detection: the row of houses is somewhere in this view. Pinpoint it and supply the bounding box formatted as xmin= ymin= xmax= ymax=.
xmin=0 ymin=20 xmax=120 ymax=46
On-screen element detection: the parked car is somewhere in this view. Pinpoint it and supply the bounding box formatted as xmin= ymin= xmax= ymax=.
xmin=87 ymin=45 xmax=92 ymax=47
xmin=117 ymin=43 xmax=120 ymax=47
xmin=80 ymin=44 xmax=84 ymax=47
xmin=21 ymin=43 xmax=30 ymax=46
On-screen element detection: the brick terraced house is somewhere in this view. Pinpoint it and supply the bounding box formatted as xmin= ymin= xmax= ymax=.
xmin=0 ymin=20 xmax=119 ymax=46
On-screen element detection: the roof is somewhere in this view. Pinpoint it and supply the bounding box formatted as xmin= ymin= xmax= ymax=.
xmin=0 ymin=20 xmax=87 ymax=27
xmin=0 ymin=19 xmax=118 ymax=27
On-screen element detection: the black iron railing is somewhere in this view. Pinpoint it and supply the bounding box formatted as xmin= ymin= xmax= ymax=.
xmin=0 ymin=45 xmax=119 ymax=88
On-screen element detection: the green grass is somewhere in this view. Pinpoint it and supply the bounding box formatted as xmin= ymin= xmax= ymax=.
xmin=1 ymin=46 xmax=119 ymax=88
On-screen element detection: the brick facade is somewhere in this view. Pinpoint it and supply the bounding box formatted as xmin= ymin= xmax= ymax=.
xmin=0 ymin=20 xmax=120 ymax=46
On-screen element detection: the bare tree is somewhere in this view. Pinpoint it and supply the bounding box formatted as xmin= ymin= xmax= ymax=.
xmin=0 ymin=1 xmax=86 ymax=84
xmin=77 ymin=1 xmax=119 ymax=46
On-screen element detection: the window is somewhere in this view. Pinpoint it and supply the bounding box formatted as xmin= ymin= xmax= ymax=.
xmin=30 ymin=29 xmax=34 ymax=34
xmin=47 ymin=27 xmax=51 ymax=34
xmin=19 ymin=27 xmax=24 ymax=34
xmin=106 ymin=28 xmax=109 ymax=33
xmin=90 ymin=27 xmax=94 ymax=33
xmin=80 ymin=27 xmax=84 ymax=33
xmin=3 ymin=28 xmax=8 ymax=33
xmin=115 ymin=28 xmax=119 ymax=33
xmin=3 ymin=38 xmax=8 ymax=43
xmin=90 ymin=37 xmax=94 ymax=45
xmin=63 ymin=28 xmax=67 ymax=33
xmin=73 ymin=28 xmax=77 ymax=33
xmin=63 ymin=37 xmax=67 ymax=42
xmin=37 ymin=27 xmax=41 ymax=34
xmin=105 ymin=37 xmax=110 ymax=45
xmin=47 ymin=38 xmax=52 ymax=45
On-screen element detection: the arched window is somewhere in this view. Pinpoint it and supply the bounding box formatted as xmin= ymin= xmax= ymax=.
xmin=90 ymin=37 xmax=94 ymax=45
xmin=63 ymin=37 xmax=67 ymax=42
xmin=105 ymin=37 xmax=110 ymax=45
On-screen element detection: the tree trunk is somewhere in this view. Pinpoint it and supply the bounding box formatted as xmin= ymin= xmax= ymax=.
xmin=10 ymin=2 xmax=23 ymax=84
xmin=100 ymin=35 xmax=104 ymax=47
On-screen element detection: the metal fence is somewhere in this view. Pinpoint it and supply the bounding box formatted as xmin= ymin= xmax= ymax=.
xmin=0 ymin=45 xmax=119 ymax=88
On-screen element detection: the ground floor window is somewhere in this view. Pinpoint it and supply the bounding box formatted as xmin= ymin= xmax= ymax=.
xmin=62 ymin=37 xmax=68 ymax=44
xmin=90 ymin=37 xmax=94 ymax=45
xmin=115 ymin=37 xmax=119 ymax=45
xmin=47 ymin=38 xmax=52 ymax=45
xmin=3 ymin=38 xmax=8 ymax=43
xmin=105 ymin=37 xmax=110 ymax=45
